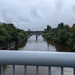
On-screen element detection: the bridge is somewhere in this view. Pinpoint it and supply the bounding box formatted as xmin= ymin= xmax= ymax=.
xmin=0 ymin=50 xmax=75 ymax=75
xmin=26 ymin=31 xmax=44 ymax=35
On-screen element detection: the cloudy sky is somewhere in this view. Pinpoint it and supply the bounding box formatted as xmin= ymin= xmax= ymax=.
xmin=0 ymin=0 xmax=75 ymax=30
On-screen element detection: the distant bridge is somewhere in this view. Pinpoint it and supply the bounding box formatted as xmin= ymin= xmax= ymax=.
xmin=26 ymin=31 xmax=44 ymax=35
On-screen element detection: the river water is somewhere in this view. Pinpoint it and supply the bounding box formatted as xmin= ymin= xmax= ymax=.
xmin=4 ymin=35 xmax=73 ymax=75
xmin=19 ymin=35 xmax=56 ymax=51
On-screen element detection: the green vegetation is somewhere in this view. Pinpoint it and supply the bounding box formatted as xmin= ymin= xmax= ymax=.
xmin=0 ymin=22 xmax=27 ymax=48
xmin=43 ymin=23 xmax=75 ymax=50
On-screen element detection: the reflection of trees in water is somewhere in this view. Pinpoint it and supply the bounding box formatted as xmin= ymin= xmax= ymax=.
xmin=0 ymin=65 xmax=7 ymax=74
xmin=54 ymin=43 xmax=72 ymax=52
xmin=14 ymin=40 xmax=27 ymax=50
xmin=44 ymin=39 xmax=73 ymax=52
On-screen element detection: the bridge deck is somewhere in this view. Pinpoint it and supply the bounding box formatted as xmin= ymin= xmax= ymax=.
xmin=26 ymin=31 xmax=44 ymax=34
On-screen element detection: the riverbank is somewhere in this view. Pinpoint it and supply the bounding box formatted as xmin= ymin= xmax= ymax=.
xmin=1 ymin=42 xmax=16 ymax=50
xmin=43 ymin=23 xmax=75 ymax=51
xmin=0 ymin=22 xmax=28 ymax=50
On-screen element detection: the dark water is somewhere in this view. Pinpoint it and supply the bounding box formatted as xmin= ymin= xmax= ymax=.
xmin=4 ymin=35 xmax=73 ymax=75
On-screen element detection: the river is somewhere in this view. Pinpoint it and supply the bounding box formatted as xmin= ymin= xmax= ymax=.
xmin=19 ymin=35 xmax=56 ymax=51
xmin=4 ymin=35 xmax=73 ymax=75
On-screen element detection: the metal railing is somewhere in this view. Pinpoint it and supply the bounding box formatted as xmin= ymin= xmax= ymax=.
xmin=0 ymin=50 xmax=75 ymax=75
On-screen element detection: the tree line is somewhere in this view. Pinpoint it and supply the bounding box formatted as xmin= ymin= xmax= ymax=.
xmin=0 ymin=22 xmax=27 ymax=48
xmin=43 ymin=23 xmax=75 ymax=50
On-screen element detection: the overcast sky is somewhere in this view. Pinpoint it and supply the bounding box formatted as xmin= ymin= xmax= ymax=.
xmin=0 ymin=0 xmax=75 ymax=31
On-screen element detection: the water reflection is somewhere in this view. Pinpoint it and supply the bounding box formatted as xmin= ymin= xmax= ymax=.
xmin=14 ymin=39 xmax=27 ymax=50
xmin=36 ymin=35 xmax=38 ymax=42
xmin=19 ymin=35 xmax=56 ymax=51
xmin=0 ymin=65 xmax=7 ymax=75
xmin=45 ymin=39 xmax=73 ymax=52
xmin=14 ymin=35 xmax=73 ymax=52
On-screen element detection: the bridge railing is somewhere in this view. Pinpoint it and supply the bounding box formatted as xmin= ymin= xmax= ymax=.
xmin=0 ymin=50 xmax=75 ymax=75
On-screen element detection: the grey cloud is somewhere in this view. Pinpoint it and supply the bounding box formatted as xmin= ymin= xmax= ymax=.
xmin=31 ymin=8 xmax=45 ymax=21
xmin=55 ymin=0 xmax=65 ymax=10
xmin=72 ymin=5 xmax=75 ymax=12
xmin=0 ymin=0 xmax=75 ymax=30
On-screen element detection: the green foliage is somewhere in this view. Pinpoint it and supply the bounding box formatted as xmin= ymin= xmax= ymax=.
xmin=46 ymin=25 xmax=51 ymax=31
xmin=71 ymin=24 xmax=75 ymax=32
xmin=64 ymin=25 xmax=70 ymax=31
xmin=43 ymin=23 xmax=75 ymax=50
xmin=0 ymin=22 xmax=27 ymax=47
xmin=58 ymin=23 xmax=64 ymax=29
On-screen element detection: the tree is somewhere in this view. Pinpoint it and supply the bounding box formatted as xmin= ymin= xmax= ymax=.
xmin=71 ymin=24 xmax=75 ymax=32
xmin=58 ymin=23 xmax=64 ymax=29
xmin=47 ymin=25 xmax=51 ymax=30
xmin=0 ymin=22 xmax=27 ymax=47
xmin=64 ymin=25 xmax=70 ymax=31
xmin=43 ymin=23 xmax=75 ymax=50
